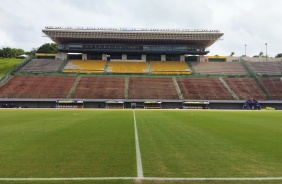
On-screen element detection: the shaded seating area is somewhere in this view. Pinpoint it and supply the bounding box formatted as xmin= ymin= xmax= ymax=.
xmin=224 ymin=78 xmax=267 ymax=100
xmin=190 ymin=62 xmax=247 ymax=75
xmin=128 ymin=77 xmax=178 ymax=99
xmin=20 ymin=59 xmax=65 ymax=73
xmin=245 ymin=61 xmax=282 ymax=75
xmin=107 ymin=61 xmax=148 ymax=74
xmin=150 ymin=61 xmax=191 ymax=75
xmin=258 ymin=78 xmax=282 ymax=100
xmin=62 ymin=60 xmax=106 ymax=73
xmin=177 ymin=78 xmax=233 ymax=100
xmin=0 ymin=76 xmax=76 ymax=98
xmin=73 ymin=77 xmax=125 ymax=99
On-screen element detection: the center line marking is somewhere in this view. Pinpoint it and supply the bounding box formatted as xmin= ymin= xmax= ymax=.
xmin=133 ymin=109 xmax=144 ymax=178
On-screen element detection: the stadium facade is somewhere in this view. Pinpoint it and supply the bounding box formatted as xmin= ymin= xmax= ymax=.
xmin=43 ymin=26 xmax=223 ymax=61
xmin=1 ymin=27 xmax=282 ymax=110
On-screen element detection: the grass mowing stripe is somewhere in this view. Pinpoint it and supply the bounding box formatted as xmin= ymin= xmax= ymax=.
xmin=133 ymin=110 xmax=144 ymax=178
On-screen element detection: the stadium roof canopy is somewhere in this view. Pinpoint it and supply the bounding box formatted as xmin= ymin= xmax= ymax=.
xmin=43 ymin=26 xmax=223 ymax=49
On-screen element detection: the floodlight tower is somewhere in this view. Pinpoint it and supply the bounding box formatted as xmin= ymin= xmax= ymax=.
xmin=265 ymin=43 xmax=268 ymax=61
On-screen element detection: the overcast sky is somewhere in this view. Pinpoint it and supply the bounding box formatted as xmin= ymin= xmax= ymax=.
xmin=0 ymin=0 xmax=281 ymax=57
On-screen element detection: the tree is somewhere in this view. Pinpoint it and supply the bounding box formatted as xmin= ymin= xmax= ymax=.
xmin=275 ymin=53 xmax=282 ymax=58
xmin=230 ymin=52 xmax=235 ymax=56
xmin=36 ymin=43 xmax=58 ymax=53
xmin=25 ymin=48 xmax=38 ymax=56
xmin=0 ymin=47 xmax=25 ymax=58
xmin=259 ymin=51 xmax=264 ymax=58
xmin=12 ymin=48 xmax=25 ymax=57
xmin=1 ymin=47 xmax=13 ymax=58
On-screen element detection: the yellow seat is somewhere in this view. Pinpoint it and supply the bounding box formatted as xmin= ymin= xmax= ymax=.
xmin=107 ymin=61 xmax=148 ymax=74
xmin=150 ymin=61 xmax=191 ymax=75
xmin=62 ymin=60 xmax=106 ymax=73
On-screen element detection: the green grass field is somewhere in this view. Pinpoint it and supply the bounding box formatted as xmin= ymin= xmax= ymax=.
xmin=0 ymin=109 xmax=281 ymax=184
xmin=0 ymin=58 xmax=23 ymax=77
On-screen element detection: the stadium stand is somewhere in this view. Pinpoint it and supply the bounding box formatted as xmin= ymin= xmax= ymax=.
xmin=224 ymin=78 xmax=267 ymax=100
xmin=62 ymin=60 xmax=106 ymax=73
xmin=245 ymin=61 xmax=282 ymax=75
xmin=128 ymin=77 xmax=178 ymax=99
xmin=190 ymin=62 xmax=247 ymax=75
xmin=258 ymin=78 xmax=282 ymax=100
xmin=20 ymin=59 xmax=65 ymax=73
xmin=73 ymin=77 xmax=125 ymax=99
xmin=0 ymin=76 xmax=76 ymax=98
xmin=177 ymin=78 xmax=234 ymax=100
xmin=150 ymin=61 xmax=191 ymax=75
xmin=107 ymin=61 xmax=148 ymax=74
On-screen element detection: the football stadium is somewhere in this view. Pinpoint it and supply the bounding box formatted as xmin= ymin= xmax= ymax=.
xmin=0 ymin=27 xmax=282 ymax=183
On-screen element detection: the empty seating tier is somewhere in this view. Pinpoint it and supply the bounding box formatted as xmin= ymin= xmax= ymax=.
xmin=177 ymin=78 xmax=234 ymax=100
xmin=258 ymin=78 xmax=282 ymax=100
xmin=150 ymin=61 xmax=191 ymax=75
xmin=107 ymin=61 xmax=148 ymax=74
xmin=224 ymin=78 xmax=267 ymax=100
xmin=128 ymin=77 xmax=178 ymax=99
xmin=73 ymin=77 xmax=125 ymax=99
xmin=20 ymin=59 xmax=65 ymax=73
xmin=246 ymin=61 xmax=282 ymax=75
xmin=0 ymin=76 xmax=76 ymax=98
xmin=63 ymin=60 xmax=106 ymax=73
xmin=190 ymin=62 xmax=247 ymax=75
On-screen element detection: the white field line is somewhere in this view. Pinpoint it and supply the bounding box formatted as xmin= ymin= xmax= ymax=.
xmin=143 ymin=177 xmax=282 ymax=181
xmin=0 ymin=177 xmax=134 ymax=181
xmin=1 ymin=177 xmax=282 ymax=181
xmin=133 ymin=109 xmax=144 ymax=178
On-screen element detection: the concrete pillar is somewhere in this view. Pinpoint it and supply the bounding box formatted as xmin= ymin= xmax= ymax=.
xmin=141 ymin=54 xmax=146 ymax=61
xmin=61 ymin=53 xmax=68 ymax=60
xmin=102 ymin=54 xmax=107 ymax=61
xmin=199 ymin=55 xmax=209 ymax=62
xmin=180 ymin=55 xmax=185 ymax=62
xmin=161 ymin=54 xmax=166 ymax=61
xmin=82 ymin=53 xmax=87 ymax=60
xmin=122 ymin=54 xmax=127 ymax=60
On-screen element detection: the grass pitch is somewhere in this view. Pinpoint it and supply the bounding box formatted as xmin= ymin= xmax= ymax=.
xmin=0 ymin=110 xmax=136 ymax=178
xmin=0 ymin=58 xmax=23 ymax=77
xmin=136 ymin=110 xmax=282 ymax=177
xmin=0 ymin=109 xmax=281 ymax=184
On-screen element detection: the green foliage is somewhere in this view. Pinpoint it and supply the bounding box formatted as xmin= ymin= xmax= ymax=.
xmin=36 ymin=43 xmax=58 ymax=53
xmin=0 ymin=47 xmax=25 ymax=58
xmin=259 ymin=51 xmax=264 ymax=57
xmin=275 ymin=53 xmax=282 ymax=58
xmin=230 ymin=51 xmax=235 ymax=56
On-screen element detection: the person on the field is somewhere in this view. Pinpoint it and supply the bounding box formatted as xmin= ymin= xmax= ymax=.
xmin=243 ymin=97 xmax=261 ymax=110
